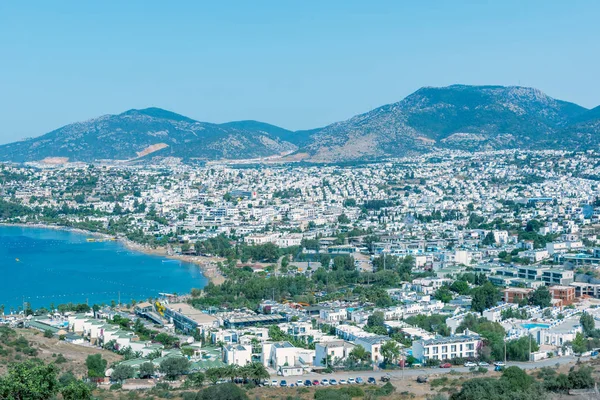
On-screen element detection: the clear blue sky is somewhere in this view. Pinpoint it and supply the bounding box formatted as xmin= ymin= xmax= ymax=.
xmin=0 ymin=0 xmax=598 ymax=143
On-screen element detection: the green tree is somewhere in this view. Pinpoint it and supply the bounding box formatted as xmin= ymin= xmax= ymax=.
xmin=568 ymin=366 xmax=594 ymax=389
xmin=0 ymin=360 xmax=59 ymax=400
xmin=482 ymin=231 xmax=495 ymax=246
xmin=571 ymin=332 xmax=587 ymax=355
xmin=85 ymin=354 xmax=107 ymax=378
xmin=60 ymin=381 xmax=92 ymax=400
xmin=159 ymin=357 xmax=190 ymax=380
xmin=450 ymin=280 xmax=470 ymax=295
xmin=349 ymin=345 xmax=370 ymax=364
xmin=338 ymin=214 xmax=351 ymax=224
xmin=111 ymin=364 xmax=135 ymax=382
xmin=434 ymin=286 xmax=454 ymax=303
xmin=579 ymin=312 xmax=595 ymax=336
xmin=380 ymin=340 xmax=400 ymax=365
xmin=187 ymin=371 xmax=206 ymax=387
xmin=139 ymin=362 xmax=155 ymax=379
xmin=528 ymin=286 xmax=552 ymax=308
xmin=471 ymin=282 xmax=502 ymax=313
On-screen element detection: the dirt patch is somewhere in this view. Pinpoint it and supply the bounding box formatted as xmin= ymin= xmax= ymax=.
xmin=0 ymin=328 xmax=121 ymax=377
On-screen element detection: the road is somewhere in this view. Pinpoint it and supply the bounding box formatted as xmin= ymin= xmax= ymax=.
xmin=273 ymin=355 xmax=590 ymax=384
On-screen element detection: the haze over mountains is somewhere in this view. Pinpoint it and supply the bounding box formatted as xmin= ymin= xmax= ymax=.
xmin=1 ymin=85 xmax=599 ymax=164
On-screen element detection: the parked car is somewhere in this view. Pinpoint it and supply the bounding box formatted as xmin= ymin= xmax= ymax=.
xmin=330 ymin=379 xmax=338 ymax=386
xmin=356 ymin=377 xmax=364 ymax=384
xmin=339 ymin=379 xmax=347 ymax=385
xmin=464 ymin=362 xmax=477 ymax=367
xmin=321 ymin=379 xmax=329 ymax=386
xmin=380 ymin=374 xmax=391 ymax=382
xmin=271 ymin=380 xmax=278 ymax=386
xmin=296 ymin=380 xmax=304 ymax=386
xmin=478 ymin=361 xmax=489 ymax=367
xmin=440 ymin=363 xmax=452 ymax=368
xmin=494 ymin=365 xmax=505 ymax=372
xmin=280 ymin=380 xmax=287 ymax=387
xmin=494 ymin=361 xmax=505 ymax=367
xmin=348 ymin=378 xmax=356 ymax=384
xmin=368 ymin=377 xmax=377 ymax=384
xmin=312 ymin=380 xmax=320 ymax=386
xmin=304 ymin=380 xmax=312 ymax=387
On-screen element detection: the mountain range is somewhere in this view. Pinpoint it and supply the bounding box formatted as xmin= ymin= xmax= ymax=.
xmin=1 ymin=85 xmax=599 ymax=163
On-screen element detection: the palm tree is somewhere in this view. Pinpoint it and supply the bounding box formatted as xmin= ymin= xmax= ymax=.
xmin=381 ymin=340 xmax=401 ymax=366
xmin=223 ymin=364 xmax=239 ymax=382
xmin=349 ymin=345 xmax=368 ymax=365
xmin=249 ymin=362 xmax=269 ymax=384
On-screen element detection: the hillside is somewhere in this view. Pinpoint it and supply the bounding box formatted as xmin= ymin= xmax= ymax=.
xmin=299 ymin=85 xmax=593 ymax=161
xmin=0 ymin=86 xmax=598 ymax=163
xmin=0 ymin=108 xmax=297 ymax=163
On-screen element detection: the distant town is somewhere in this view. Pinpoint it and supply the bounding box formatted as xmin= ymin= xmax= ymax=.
xmin=2 ymin=149 xmax=600 ymax=399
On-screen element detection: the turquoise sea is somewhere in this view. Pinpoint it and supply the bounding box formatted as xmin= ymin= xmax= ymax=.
xmin=0 ymin=226 xmax=208 ymax=311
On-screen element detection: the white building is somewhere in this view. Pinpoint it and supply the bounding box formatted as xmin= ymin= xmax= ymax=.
xmin=412 ymin=333 xmax=481 ymax=362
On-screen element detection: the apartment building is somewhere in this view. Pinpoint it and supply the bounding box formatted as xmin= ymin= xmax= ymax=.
xmin=412 ymin=333 xmax=481 ymax=362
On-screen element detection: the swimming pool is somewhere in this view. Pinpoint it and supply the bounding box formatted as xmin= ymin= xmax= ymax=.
xmin=521 ymin=323 xmax=550 ymax=330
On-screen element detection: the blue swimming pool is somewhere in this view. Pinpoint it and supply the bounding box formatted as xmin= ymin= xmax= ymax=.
xmin=521 ymin=323 xmax=550 ymax=330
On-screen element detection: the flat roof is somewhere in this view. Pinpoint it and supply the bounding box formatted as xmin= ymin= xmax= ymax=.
xmin=167 ymin=303 xmax=217 ymax=324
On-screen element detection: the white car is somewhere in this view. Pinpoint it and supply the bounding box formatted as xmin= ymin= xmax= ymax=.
xmin=478 ymin=361 xmax=489 ymax=367
xmin=296 ymin=380 xmax=304 ymax=386
xmin=321 ymin=379 xmax=329 ymax=386
xmin=271 ymin=380 xmax=278 ymax=386
xmin=348 ymin=378 xmax=356 ymax=384
xmin=494 ymin=361 xmax=506 ymax=367
xmin=464 ymin=362 xmax=477 ymax=367
xmin=339 ymin=379 xmax=347 ymax=385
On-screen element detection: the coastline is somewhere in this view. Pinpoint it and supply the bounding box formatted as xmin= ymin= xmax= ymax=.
xmin=0 ymin=222 xmax=225 ymax=286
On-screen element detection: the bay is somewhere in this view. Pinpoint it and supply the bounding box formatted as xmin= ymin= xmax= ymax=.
xmin=0 ymin=226 xmax=207 ymax=311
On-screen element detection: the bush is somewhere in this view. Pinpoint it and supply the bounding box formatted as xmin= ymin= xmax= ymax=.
xmin=55 ymin=354 xmax=67 ymax=364
xmin=314 ymin=388 xmax=351 ymax=400
xmin=375 ymin=382 xmax=396 ymax=396
xmin=197 ymin=383 xmax=248 ymax=400
xmin=109 ymin=383 xmax=122 ymax=391
xmin=44 ymin=330 xmax=54 ymax=338
xmin=340 ymin=386 xmax=365 ymax=397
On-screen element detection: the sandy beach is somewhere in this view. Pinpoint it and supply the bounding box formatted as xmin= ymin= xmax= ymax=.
xmin=1 ymin=222 xmax=226 ymax=286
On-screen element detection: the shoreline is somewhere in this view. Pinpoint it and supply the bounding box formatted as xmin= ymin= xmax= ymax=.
xmin=0 ymin=222 xmax=225 ymax=286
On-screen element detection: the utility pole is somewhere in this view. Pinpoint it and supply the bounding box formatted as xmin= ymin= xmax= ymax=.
xmin=528 ymin=332 xmax=532 ymax=362
xmin=504 ymin=340 xmax=507 ymax=364
xmin=118 ymin=291 xmax=121 ymax=308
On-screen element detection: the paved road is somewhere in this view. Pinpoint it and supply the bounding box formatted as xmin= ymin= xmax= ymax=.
xmin=271 ymin=355 xmax=591 ymax=385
